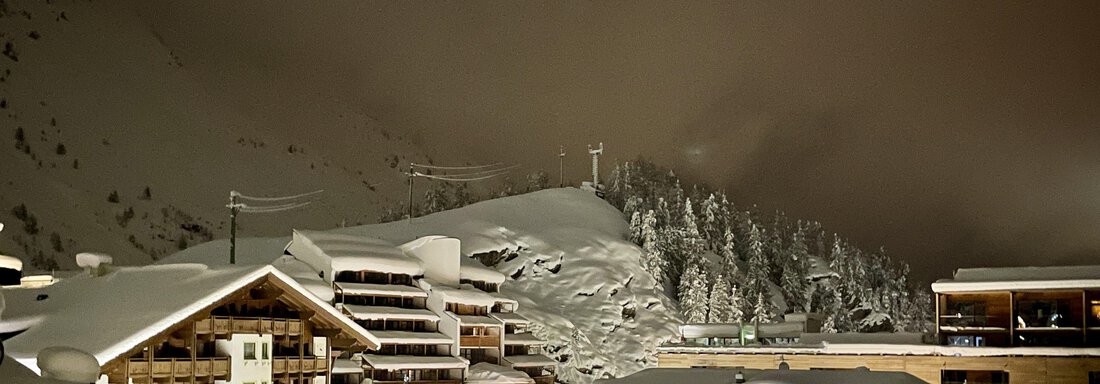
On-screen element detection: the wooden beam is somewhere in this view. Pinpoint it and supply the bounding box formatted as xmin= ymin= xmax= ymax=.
xmin=313 ymin=328 xmax=343 ymax=338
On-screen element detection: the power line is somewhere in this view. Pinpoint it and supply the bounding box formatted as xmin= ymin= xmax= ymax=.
xmin=238 ymin=201 xmax=313 ymax=213
xmin=409 ymin=162 xmax=505 ymax=170
xmin=420 ymin=164 xmax=521 ymax=178
xmin=412 ymin=170 xmax=513 ymax=182
xmin=236 ymin=189 xmax=323 ymax=202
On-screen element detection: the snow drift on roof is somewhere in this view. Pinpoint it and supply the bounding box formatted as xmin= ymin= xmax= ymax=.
xmin=503 ymin=354 xmax=558 ymax=367
xmin=424 ymin=282 xmax=499 ymax=307
xmin=932 ymin=265 xmax=1100 ymax=292
xmin=505 ymin=332 xmax=545 ymax=345
xmin=468 ymin=362 xmax=535 ymax=384
xmin=460 ymin=257 xmax=506 ymax=284
xmin=372 ymin=330 xmax=454 ymax=345
xmin=335 ymin=281 xmax=427 ymax=297
xmin=491 ymin=312 xmax=530 ymax=324
xmin=343 ymin=304 xmax=440 ymax=322
xmin=456 ymin=314 xmax=502 ymax=326
xmin=288 ymin=229 xmax=423 ymax=277
xmin=0 ymin=254 xmax=24 ymax=271
xmin=361 ymin=354 xmax=467 ymax=370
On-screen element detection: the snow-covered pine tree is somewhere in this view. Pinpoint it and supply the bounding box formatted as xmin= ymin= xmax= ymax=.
xmin=628 ymin=211 xmax=643 ymax=245
xmin=719 ymin=227 xmax=739 ymax=279
xmin=678 ymin=263 xmax=710 ymax=323
xmin=623 ymin=195 xmax=643 ymax=222
xmin=681 ymin=198 xmax=705 ymax=260
xmin=743 ymin=223 xmax=776 ymax=322
xmin=780 ymin=222 xmax=812 ymax=313
xmin=700 ymin=193 xmax=723 ymax=251
xmin=707 ymin=273 xmax=733 ymax=323
xmin=640 ymin=210 xmax=666 ymax=288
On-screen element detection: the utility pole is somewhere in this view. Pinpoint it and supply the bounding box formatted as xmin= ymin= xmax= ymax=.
xmin=559 ymin=146 xmax=565 ymax=188
xmin=227 ymin=191 xmax=241 ymax=265
xmin=407 ymin=163 xmax=415 ymax=225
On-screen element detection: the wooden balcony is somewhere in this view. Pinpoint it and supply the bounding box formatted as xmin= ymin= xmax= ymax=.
xmin=272 ymin=356 xmax=329 ymax=374
xmin=126 ymin=357 xmax=230 ymax=379
xmin=370 ymin=380 xmax=462 ymax=384
xmin=459 ymin=335 xmax=498 ymax=348
xmin=194 ymin=316 xmax=303 ymax=337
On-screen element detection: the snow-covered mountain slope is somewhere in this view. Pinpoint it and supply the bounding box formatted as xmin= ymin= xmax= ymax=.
xmin=0 ymin=0 xmax=437 ymax=270
xmin=165 ymin=188 xmax=683 ymax=383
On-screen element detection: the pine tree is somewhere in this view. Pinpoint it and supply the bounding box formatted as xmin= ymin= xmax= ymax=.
xmin=781 ymin=222 xmax=811 ymax=313
xmin=729 ymin=283 xmax=745 ymax=324
xmin=640 ymin=210 xmax=666 ymax=288
xmin=678 ymin=263 xmax=710 ymax=323
xmin=623 ymin=195 xmax=643 ymax=221
xmin=719 ymin=227 xmax=739 ymax=279
xmin=700 ymin=193 xmax=723 ymax=250
xmin=707 ymin=273 xmax=733 ymax=323
xmin=744 ymin=223 xmax=775 ymax=322
xmin=628 ymin=211 xmax=643 ymax=245
xmin=681 ymin=198 xmax=705 ymax=262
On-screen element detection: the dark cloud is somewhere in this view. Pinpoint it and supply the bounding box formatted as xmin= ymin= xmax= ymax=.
xmin=134 ymin=1 xmax=1100 ymax=283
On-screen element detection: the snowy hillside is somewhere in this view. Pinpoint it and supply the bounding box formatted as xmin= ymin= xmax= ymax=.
xmin=164 ymin=188 xmax=683 ymax=383
xmin=0 ymin=0 xmax=450 ymax=270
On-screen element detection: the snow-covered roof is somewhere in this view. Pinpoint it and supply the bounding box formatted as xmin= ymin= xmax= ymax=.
xmin=334 ymin=281 xmax=427 ymax=298
xmin=460 ymin=257 xmax=506 ymax=285
xmin=468 ymin=362 xmax=535 ymax=384
xmin=679 ymin=322 xmax=806 ymax=339
xmin=0 ymin=254 xmax=24 ymax=271
xmin=272 ymin=255 xmax=334 ymax=301
xmin=503 ymin=354 xmax=557 ymax=368
xmin=932 ymin=265 xmax=1100 ymax=292
xmin=489 ymin=291 xmax=519 ymax=306
xmin=361 ymin=354 xmax=468 ymax=370
xmin=504 ymin=332 xmax=545 ymax=345
xmin=491 ymin=312 xmax=530 ymax=324
xmin=332 ymin=358 xmax=362 ymax=374
xmin=798 ymin=332 xmax=926 ymax=345
xmin=0 ymin=354 xmax=69 ymax=384
xmin=372 ymin=330 xmax=455 ymax=345
xmin=602 ymin=367 xmax=925 ymax=384
xmin=456 ymin=314 xmax=503 ymax=326
xmin=423 ymin=282 xmax=499 ymax=307
xmin=343 ymin=304 xmax=441 ymax=322
xmin=1 ymin=263 xmax=380 ymax=373
xmin=287 ymin=230 xmax=423 ymax=277
xmin=660 ymin=337 xmax=1100 ymax=357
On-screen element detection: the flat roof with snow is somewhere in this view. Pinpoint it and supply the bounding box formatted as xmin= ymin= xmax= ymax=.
xmin=932 ymin=265 xmax=1100 ymax=292
xmin=503 ymin=354 xmax=557 ymax=367
xmin=456 ymin=314 xmax=503 ymax=327
xmin=343 ymin=304 xmax=441 ymax=322
xmin=334 ymin=281 xmax=428 ymax=298
xmin=287 ymin=230 xmax=424 ymax=277
xmin=361 ymin=354 xmax=468 ymax=370
xmin=491 ymin=312 xmax=530 ymax=324
xmin=660 ymin=332 xmax=1100 ymax=357
xmin=504 ymin=332 xmax=545 ymax=345
xmin=460 ymin=257 xmax=506 ymax=285
xmin=372 ymin=330 xmax=455 ymax=345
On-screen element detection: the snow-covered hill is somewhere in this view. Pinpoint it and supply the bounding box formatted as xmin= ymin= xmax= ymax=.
xmin=0 ymin=0 xmax=441 ymax=270
xmin=164 ymin=188 xmax=683 ymax=383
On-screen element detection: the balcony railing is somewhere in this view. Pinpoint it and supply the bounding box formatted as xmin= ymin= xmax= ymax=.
xmin=272 ymin=356 xmax=329 ymax=374
xmin=459 ymin=335 xmax=499 ymax=348
xmin=194 ymin=316 xmax=303 ymax=337
xmin=126 ymin=357 xmax=230 ymax=379
xmin=370 ymin=380 xmax=462 ymax=384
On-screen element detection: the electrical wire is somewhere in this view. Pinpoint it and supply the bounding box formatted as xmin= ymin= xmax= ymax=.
xmin=409 ymin=162 xmax=505 ymax=170
xmin=236 ymin=189 xmax=323 ymax=202
xmin=413 ymin=170 xmax=512 ymax=182
xmin=427 ymin=164 xmax=521 ymax=177
xmin=238 ymin=201 xmax=313 ymax=213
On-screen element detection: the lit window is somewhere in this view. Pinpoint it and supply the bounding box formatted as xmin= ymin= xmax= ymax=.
xmin=244 ymin=342 xmax=256 ymax=360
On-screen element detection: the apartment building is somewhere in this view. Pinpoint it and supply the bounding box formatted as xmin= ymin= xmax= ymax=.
xmin=657 ymin=265 xmax=1100 ymax=384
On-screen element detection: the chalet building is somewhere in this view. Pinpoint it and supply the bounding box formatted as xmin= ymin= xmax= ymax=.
xmin=657 ymin=265 xmax=1100 ymax=384
xmin=286 ymin=230 xmax=555 ymax=384
xmin=0 ymin=264 xmax=379 ymax=384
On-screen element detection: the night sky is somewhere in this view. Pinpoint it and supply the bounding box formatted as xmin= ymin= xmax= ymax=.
xmin=138 ymin=1 xmax=1100 ymax=283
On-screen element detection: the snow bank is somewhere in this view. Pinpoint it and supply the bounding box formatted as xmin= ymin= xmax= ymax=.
xmin=36 ymin=347 xmax=99 ymax=383
xmin=467 ymin=362 xmax=535 ymax=384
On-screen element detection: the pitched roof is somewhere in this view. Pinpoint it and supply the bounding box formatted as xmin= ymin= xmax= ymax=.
xmin=1 ymin=263 xmax=379 ymax=374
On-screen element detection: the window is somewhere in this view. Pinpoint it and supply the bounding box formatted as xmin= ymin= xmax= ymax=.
xmin=1090 ymin=371 xmax=1100 ymax=384
xmin=262 ymin=342 xmax=269 ymax=359
xmin=244 ymin=342 xmax=256 ymax=360
xmin=942 ymin=370 xmax=1008 ymax=384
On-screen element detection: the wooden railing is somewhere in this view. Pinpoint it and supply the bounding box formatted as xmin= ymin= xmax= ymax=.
xmin=126 ymin=357 xmax=230 ymax=379
xmin=194 ymin=316 xmax=303 ymax=337
xmin=272 ymin=356 xmax=328 ymax=374
xmin=370 ymin=380 xmax=462 ymax=384
xmin=459 ymin=335 xmax=498 ymax=348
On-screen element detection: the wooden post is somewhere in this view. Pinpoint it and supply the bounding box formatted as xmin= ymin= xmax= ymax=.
xmin=1009 ymin=291 xmax=1016 ymax=347
xmin=192 ymin=323 xmax=198 ymax=384
xmin=559 ymin=146 xmax=565 ymax=188
xmin=1083 ymin=290 xmax=1088 ymax=346
xmin=934 ymin=293 xmax=941 ymax=345
xmin=407 ymin=165 xmax=415 ymax=224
